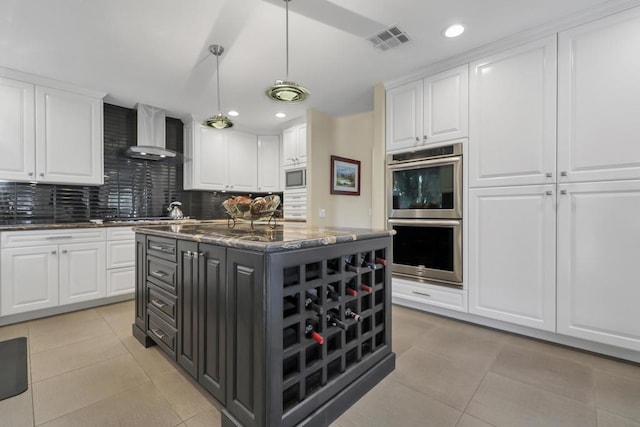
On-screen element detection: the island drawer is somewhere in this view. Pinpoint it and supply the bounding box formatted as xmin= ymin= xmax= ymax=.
xmin=147 ymin=283 xmax=177 ymax=326
xmin=146 ymin=256 xmax=177 ymax=293
xmin=148 ymin=311 xmax=177 ymax=359
xmin=147 ymin=236 xmax=177 ymax=262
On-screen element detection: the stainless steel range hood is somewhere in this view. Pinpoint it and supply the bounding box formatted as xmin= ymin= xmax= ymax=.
xmin=125 ymin=104 xmax=179 ymax=160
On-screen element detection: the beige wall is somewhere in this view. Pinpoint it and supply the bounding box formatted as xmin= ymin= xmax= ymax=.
xmin=307 ymin=109 xmax=375 ymax=228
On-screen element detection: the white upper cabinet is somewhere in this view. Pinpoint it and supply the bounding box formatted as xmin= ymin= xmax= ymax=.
xmin=558 ymin=8 xmax=640 ymax=183
xmin=183 ymin=122 xmax=258 ymax=192
xmin=257 ymin=135 xmax=281 ymax=192
xmin=0 ymin=77 xmax=35 ymax=181
xmin=283 ymin=123 xmax=306 ymax=169
xmin=35 ymin=86 xmax=103 ymax=185
xmin=386 ymin=65 xmax=468 ymax=153
xmin=557 ymin=180 xmax=640 ymax=351
xmin=469 ymin=36 xmax=557 ymax=188
xmin=468 ymin=185 xmax=556 ymax=331
xmin=0 ymin=72 xmax=104 ymax=185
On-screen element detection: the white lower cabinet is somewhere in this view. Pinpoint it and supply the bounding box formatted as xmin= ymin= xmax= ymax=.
xmin=468 ymin=186 xmax=556 ymax=331
xmin=1 ymin=245 xmax=59 ymax=315
xmin=392 ymin=277 xmax=467 ymax=312
xmin=58 ymin=242 xmax=106 ymax=305
xmin=557 ymin=180 xmax=640 ymax=350
xmin=106 ymin=268 xmax=135 ymax=297
xmin=105 ymin=227 xmax=135 ymax=297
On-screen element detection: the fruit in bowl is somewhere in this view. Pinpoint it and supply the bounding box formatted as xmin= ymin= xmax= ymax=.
xmin=222 ymin=195 xmax=280 ymax=219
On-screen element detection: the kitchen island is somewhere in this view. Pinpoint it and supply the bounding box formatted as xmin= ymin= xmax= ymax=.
xmin=132 ymin=222 xmax=395 ymax=427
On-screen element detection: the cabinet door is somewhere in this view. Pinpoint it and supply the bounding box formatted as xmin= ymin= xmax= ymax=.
xmin=257 ymin=135 xmax=281 ymax=192
xmin=558 ymin=8 xmax=640 ymax=183
xmin=470 ymin=37 xmax=557 ymax=188
xmin=226 ymin=249 xmax=265 ymax=427
xmin=1 ymin=245 xmax=59 ymax=315
xmin=385 ymin=80 xmax=423 ymax=153
xmin=198 ymin=243 xmax=226 ymax=403
xmin=228 ymin=131 xmax=258 ymax=192
xmin=177 ymin=240 xmax=199 ymax=378
xmin=424 ymin=64 xmax=468 ymax=144
xmin=557 ymin=180 xmax=640 ymax=350
xmin=134 ymin=234 xmax=147 ymax=334
xmin=193 ymin=125 xmax=228 ymax=190
xmin=35 ymin=86 xmax=103 ymax=185
xmin=468 ymin=185 xmax=556 ymax=331
xmin=59 ymin=242 xmax=106 ymax=305
xmin=296 ymin=124 xmax=307 ymax=165
xmin=106 ymin=267 xmax=135 ymax=296
xmin=0 ymin=77 xmax=36 ymax=182
xmin=282 ymin=126 xmax=298 ymax=168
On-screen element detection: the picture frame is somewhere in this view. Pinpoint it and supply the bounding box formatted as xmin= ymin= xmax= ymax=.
xmin=330 ymin=155 xmax=361 ymax=196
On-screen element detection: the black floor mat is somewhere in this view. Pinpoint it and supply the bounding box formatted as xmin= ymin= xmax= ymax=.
xmin=0 ymin=337 xmax=28 ymax=401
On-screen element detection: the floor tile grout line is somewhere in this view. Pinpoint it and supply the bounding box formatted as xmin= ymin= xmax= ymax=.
xmin=385 ymin=375 xmax=466 ymax=415
xmin=28 ymin=330 xmax=117 ymax=357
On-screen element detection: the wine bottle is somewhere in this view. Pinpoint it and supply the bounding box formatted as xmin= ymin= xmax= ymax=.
xmin=304 ymin=320 xmax=324 ymax=344
xmin=360 ymin=284 xmax=373 ymax=293
xmin=304 ymin=297 xmax=323 ymax=314
xmin=326 ymin=310 xmax=348 ymax=330
xmin=344 ymin=255 xmax=361 ymax=273
xmin=375 ymin=256 xmax=388 ymax=267
xmin=345 ymin=285 xmax=358 ymax=297
xmin=326 ymin=284 xmax=340 ymax=302
xmin=345 ymin=307 xmax=362 ymax=322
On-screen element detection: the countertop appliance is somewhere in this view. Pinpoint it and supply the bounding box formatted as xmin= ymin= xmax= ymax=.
xmin=167 ymin=201 xmax=185 ymax=219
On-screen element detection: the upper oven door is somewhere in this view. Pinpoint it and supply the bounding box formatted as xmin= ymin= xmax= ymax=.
xmin=387 ymin=155 xmax=462 ymax=219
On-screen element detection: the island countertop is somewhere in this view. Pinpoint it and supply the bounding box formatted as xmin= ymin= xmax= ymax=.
xmin=133 ymin=221 xmax=395 ymax=253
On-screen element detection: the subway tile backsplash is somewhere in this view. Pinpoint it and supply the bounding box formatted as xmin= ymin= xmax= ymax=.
xmin=0 ymin=104 xmax=281 ymax=225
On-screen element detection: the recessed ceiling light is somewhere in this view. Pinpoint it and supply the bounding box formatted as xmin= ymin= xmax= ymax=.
xmin=228 ymin=110 xmax=239 ymax=117
xmin=275 ymin=112 xmax=286 ymax=119
xmin=443 ymin=24 xmax=465 ymax=38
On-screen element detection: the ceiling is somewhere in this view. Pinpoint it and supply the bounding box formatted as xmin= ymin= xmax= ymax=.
xmin=0 ymin=0 xmax=624 ymax=133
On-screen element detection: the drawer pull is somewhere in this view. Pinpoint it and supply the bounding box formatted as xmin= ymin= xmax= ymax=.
xmin=149 ymin=244 xmax=174 ymax=253
xmin=150 ymin=270 xmax=169 ymax=278
xmin=46 ymin=236 xmax=73 ymax=240
xmin=412 ymin=291 xmax=432 ymax=298
xmin=151 ymin=328 xmax=166 ymax=340
xmin=151 ymin=299 xmax=167 ymax=309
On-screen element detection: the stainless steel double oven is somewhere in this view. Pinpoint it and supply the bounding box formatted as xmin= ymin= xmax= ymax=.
xmin=387 ymin=142 xmax=463 ymax=286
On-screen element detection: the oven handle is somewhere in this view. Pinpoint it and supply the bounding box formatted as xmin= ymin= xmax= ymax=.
xmin=388 ymin=218 xmax=461 ymax=227
xmin=387 ymin=155 xmax=461 ymax=171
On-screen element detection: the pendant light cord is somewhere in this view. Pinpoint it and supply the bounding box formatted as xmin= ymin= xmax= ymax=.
xmin=215 ymin=53 xmax=222 ymax=113
xmin=285 ymin=0 xmax=289 ymax=80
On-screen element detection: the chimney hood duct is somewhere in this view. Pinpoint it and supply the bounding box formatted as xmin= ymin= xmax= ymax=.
xmin=125 ymin=104 xmax=179 ymax=161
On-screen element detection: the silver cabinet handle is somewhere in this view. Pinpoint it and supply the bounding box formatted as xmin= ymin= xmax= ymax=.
xmin=423 ymin=135 xmax=427 ymax=140
xmin=39 ymin=173 xmax=44 ymax=177
xmin=414 ymin=137 xmax=419 ymax=142
xmin=46 ymin=236 xmax=72 ymax=240
xmin=151 ymin=299 xmax=166 ymax=309
xmin=412 ymin=291 xmax=431 ymax=297
xmin=28 ymin=172 xmax=34 ymax=176
xmin=149 ymin=244 xmax=173 ymax=253
xmin=150 ymin=270 xmax=168 ymax=278
xmin=151 ymin=328 xmax=166 ymax=340
xmin=560 ymin=190 xmax=567 ymax=195
xmin=51 ymin=250 xmax=57 ymax=255
xmin=62 ymin=249 xmax=68 ymax=254
xmin=545 ymin=191 xmax=552 ymax=196
xmin=546 ymin=173 xmax=552 ymax=178
xmin=199 ymin=252 xmax=205 ymax=257
xmin=560 ymin=171 xmax=567 ymax=177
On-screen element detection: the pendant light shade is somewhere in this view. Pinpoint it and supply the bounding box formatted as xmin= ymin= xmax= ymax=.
xmin=266 ymin=0 xmax=310 ymax=102
xmin=204 ymin=44 xmax=234 ymax=129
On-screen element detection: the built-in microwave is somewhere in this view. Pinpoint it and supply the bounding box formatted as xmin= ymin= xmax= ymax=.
xmin=285 ymin=168 xmax=306 ymax=189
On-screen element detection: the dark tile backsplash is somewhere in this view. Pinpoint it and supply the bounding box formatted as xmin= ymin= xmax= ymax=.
xmin=0 ymin=103 xmax=281 ymax=225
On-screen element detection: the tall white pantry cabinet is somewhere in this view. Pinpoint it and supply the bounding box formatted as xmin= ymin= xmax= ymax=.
xmin=467 ymin=7 xmax=640 ymax=351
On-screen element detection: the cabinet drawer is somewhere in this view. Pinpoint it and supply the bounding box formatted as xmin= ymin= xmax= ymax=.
xmin=106 ymin=240 xmax=135 ymax=268
xmin=146 ymin=236 xmax=176 ymax=262
xmin=147 ymin=283 xmax=177 ymax=326
xmin=147 ymin=311 xmax=177 ymax=359
xmin=392 ymin=278 xmax=467 ymax=312
xmin=146 ymin=256 xmax=177 ymax=293
xmin=106 ymin=227 xmax=135 ymax=241
xmin=2 ymin=228 xmax=106 ymax=248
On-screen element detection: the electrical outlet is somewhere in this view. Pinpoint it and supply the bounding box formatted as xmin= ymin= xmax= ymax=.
xmin=319 ymin=209 xmax=326 ymax=218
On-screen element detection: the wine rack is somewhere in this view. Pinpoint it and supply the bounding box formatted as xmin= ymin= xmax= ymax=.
xmin=270 ymin=240 xmax=393 ymax=427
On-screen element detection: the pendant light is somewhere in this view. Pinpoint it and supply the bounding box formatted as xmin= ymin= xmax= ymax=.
xmin=266 ymin=0 xmax=310 ymax=102
xmin=204 ymin=44 xmax=234 ymax=129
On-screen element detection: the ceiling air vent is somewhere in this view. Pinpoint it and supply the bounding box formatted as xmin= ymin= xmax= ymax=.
xmin=368 ymin=25 xmax=411 ymax=52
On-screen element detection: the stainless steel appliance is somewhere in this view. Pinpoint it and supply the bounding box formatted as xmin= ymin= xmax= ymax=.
xmin=388 ymin=219 xmax=462 ymax=286
xmin=167 ymin=201 xmax=185 ymax=219
xmin=387 ymin=143 xmax=462 ymax=219
xmin=285 ymin=168 xmax=306 ymax=189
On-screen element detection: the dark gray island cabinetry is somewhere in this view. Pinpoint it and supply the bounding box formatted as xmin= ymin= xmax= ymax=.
xmin=132 ymin=222 xmax=395 ymax=427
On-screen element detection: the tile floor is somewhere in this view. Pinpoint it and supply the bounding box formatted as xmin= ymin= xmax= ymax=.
xmin=1 ymin=301 xmax=639 ymax=426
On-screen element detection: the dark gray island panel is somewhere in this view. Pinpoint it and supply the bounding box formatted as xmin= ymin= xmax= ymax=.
xmin=133 ymin=223 xmax=395 ymax=427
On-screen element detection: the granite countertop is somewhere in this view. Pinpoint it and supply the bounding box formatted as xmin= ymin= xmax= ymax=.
xmin=0 ymin=219 xmax=220 ymax=232
xmin=133 ymin=222 xmax=395 ymax=253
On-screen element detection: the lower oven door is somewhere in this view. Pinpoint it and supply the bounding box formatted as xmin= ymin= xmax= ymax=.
xmin=388 ymin=219 xmax=462 ymax=285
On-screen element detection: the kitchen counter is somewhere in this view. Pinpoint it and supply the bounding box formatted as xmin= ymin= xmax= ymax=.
xmin=132 ymin=221 xmax=395 ymax=253
xmin=0 ymin=219 xmax=219 ymax=232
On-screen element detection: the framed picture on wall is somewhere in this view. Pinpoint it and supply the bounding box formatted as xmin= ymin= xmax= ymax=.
xmin=330 ymin=155 xmax=360 ymax=196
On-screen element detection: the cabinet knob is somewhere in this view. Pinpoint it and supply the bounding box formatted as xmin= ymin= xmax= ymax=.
xmin=199 ymin=252 xmax=205 ymax=257
xmin=39 ymin=173 xmax=44 ymax=177
xmin=415 ymin=137 xmax=420 ymax=142
xmin=51 ymin=250 xmax=57 ymax=255
xmin=62 ymin=249 xmax=68 ymax=254
xmin=230 ymin=185 xmax=234 ymax=189
xmin=545 ymin=191 xmax=552 ymax=196
xmin=546 ymin=173 xmax=552 ymax=178
xmin=28 ymin=172 xmax=34 ymax=177
xmin=560 ymin=171 xmax=567 ymax=177
xmin=560 ymin=190 xmax=567 ymax=195
xmin=423 ymin=135 xmax=427 ymax=141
